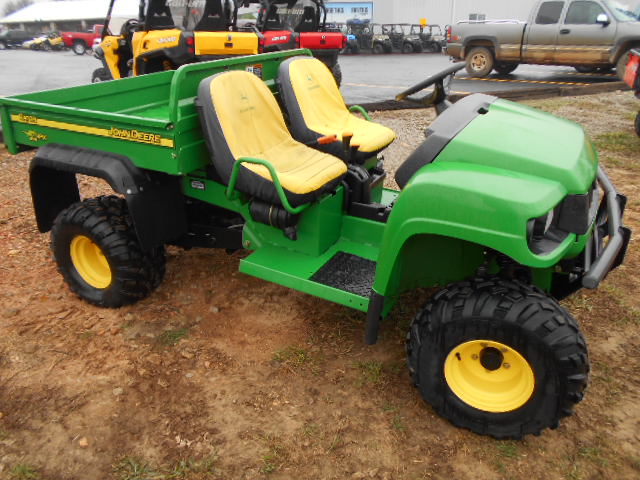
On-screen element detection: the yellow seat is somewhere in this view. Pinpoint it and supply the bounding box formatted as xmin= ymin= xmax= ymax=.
xmin=197 ymin=70 xmax=347 ymax=207
xmin=278 ymin=56 xmax=396 ymax=160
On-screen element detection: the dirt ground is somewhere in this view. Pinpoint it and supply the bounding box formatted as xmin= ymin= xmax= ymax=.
xmin=0 ymin=91 xmax=639 ymax=480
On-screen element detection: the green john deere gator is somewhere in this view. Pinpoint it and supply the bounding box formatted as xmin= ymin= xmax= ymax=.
xmin=0 ymin=50 xmax=630 ymax=438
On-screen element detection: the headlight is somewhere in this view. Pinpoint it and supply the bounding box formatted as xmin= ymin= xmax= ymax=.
xmin=527 ymin=210 xmax=554 ymax=241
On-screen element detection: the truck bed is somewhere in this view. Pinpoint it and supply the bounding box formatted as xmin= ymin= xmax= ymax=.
xmin=0 ymin=49 xmax=309 ymax=175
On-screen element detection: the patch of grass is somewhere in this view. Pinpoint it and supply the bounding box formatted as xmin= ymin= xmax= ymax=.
xmin=9 ymin=464 xmax=40 ymax=480
xmin=273 ymin=347 xmax=310 ymax=368
xmin=273 ymin=346 xmax=322 ymax=374
xmin=113 ymin=456 xmax=218 ymax=480
xmin=301 ymin=422 xmax=320 ymax=438
xmin=391 ymin=413 xmax=405 ymax=432
xmin=356 ymin=360 xmax=384 ymax=386
xmin=0 ymin=428 xmax=8 ymax=440
xmin=621 ymin=309 xmax=640 ymax=325
xmin=166 ymin=457 xmax=217 ymax=478
xmin=578 ymin=446 xmax=609 ymax=467
xmin=259 ymin=435 xmax=286 ymax=474
xmin=79 ymin=330 xmax=96 ymax=340
xmin=326 ymin=433 xmax=343 ymax=452
xmin=381 ymin=402 xmax=398 ymax=412
xmin=157 ymin=328 xmax=189 ymax=347
xmin=595 ymin=131 xmax=640 ymax=153
xmin=114 ymin=457 xmax=158 ymax=480
xmin=496 ymin=441 xmax=518 ymax=459
xmin=591 ymin=361 xmax=623 ymax=400
xmin=601 ymin=285 xmax=640 ymax=325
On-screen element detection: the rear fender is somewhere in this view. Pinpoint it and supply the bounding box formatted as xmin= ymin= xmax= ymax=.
xmin=462 ymin=36 xmax=497 ymax=57
xmin=29 ymin=144 xmax=187 ymax=250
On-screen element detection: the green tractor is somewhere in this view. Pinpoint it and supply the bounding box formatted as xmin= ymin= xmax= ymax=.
xmin=0 ymin=51 xmax=630 ymax=438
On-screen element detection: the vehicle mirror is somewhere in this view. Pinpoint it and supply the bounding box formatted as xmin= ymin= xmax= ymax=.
xmin=596 ymin=13 xmax=610 ymax=26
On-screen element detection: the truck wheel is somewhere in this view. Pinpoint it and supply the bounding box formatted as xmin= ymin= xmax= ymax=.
xmin=72 ymin=40 xmax=86 ymax=55
xmin=331 ymin=62 xmax=342 ymax=87
xmin=616 ymin=50 xmax=634 ymax=81
xmin=91 ymin=67 xmax=113 ymax=83
xmin=402 ymin=42 xmax=414 ymax=54
xmin=465 ymin=46 xmax=494 ymax=77
xmin=372 ymin=43 xmax=384 ymax=54
xmin=494 ymin=62 xmax=518 ymax=75
xmin=406 ymin=277 xmax=588 ymax=439
xmin=51 ymin=196 xmax=166 ymax=308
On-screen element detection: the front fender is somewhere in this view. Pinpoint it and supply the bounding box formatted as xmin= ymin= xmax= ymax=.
xmin=373 ymin=162 xmax=574 ymax=296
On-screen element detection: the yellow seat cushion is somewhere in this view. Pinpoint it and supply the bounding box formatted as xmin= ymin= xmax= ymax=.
xmin=282 ymin=57 xmax=396 ymax=153
xmin=205 ymin=70 xmax=346 ymax=197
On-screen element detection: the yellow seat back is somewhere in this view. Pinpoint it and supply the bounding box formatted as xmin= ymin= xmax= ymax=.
xmin=278 ymin=56 xmax=396 ymax=158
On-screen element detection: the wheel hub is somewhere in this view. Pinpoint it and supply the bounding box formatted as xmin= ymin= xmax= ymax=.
xmin=70 ymin=235 xmax=112 ymax=289
xmin=472 ymin=54 xmax=487 ymax=70
xmin=480 ymin=347 xmax=504 ymax=371
xmin=444 ymin=340 xmax=535 ymax=413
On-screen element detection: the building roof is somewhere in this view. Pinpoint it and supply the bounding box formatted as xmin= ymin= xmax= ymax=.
xmin=0 ymin=0 xmax=139 ymax=24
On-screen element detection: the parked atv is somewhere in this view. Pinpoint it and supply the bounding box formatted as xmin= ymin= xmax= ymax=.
xmin=410 ymin=24 xmax=444 ymax=53
xmin=0 ymin=50 xmax=630 ymax=440
xmin=93 ymin=0 xmax=257 ymax=81
xmin=240 ymin=0 xmax=346 ymax=85
xmin=23 ymin=34 xmax=48 ymax=50
xmin=346 ymin=19 xmax=392 ymax=54
xmin=383 ymin=23 xmax=422 ymax=53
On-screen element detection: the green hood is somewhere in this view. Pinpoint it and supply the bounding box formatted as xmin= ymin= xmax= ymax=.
xmin=437 ymin=99 xmax=598 ymax=194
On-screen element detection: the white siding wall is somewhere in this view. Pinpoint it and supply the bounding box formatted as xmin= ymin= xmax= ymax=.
xmin=372 ymin=0 xmax=537 ymax=25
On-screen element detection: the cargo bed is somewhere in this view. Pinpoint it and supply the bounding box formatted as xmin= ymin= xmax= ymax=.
xmin=0 ymin=49 xmax=309 ymax=175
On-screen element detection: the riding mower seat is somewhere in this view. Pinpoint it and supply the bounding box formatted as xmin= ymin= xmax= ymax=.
xmin=195 ymin=0 xmax=228 ymax=31
xmin=197 ymin=70 xmax=347 ymax=209
xmin=146 ymin=0 xmax=175 ymax=29
xmin=264 ymin=5 xmax=284 ymax=31
xmin=278 ymin=56 xmax=396 ymax=163
xmin=294 ymin=7 xmax=318 ymax=32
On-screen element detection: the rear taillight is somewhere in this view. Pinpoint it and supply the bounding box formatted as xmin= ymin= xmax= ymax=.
xmin=186 ymin=36 xmax=194 ymax=46
xmin=446 ymin=26 xmax=451 ymax=42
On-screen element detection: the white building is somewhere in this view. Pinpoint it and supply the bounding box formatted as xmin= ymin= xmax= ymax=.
xmin=372 ymin=0 xmax=534 ymax=25
xmin=327 ymin=0 xmax=640 ymax=26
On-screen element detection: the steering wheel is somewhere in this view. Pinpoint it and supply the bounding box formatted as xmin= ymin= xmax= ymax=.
xmin=396 ymin=62 xmax=465 ymax=115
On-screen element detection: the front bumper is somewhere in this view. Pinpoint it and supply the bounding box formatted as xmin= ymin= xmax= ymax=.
xmin=553 ymin=167 xmax=631 ymax=298
xmin=582 ymin=167 xmax=631 ymax=289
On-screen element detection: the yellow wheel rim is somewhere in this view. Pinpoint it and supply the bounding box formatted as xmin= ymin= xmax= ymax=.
xmin=444 ymin=340 xmax=535 ymax=413
xmin=69 ymin=235 xmax=112 ymax=289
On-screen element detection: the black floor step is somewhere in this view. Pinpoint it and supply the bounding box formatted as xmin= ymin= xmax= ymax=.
xmin=310 ymin=252 xmax=376 ymax=298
